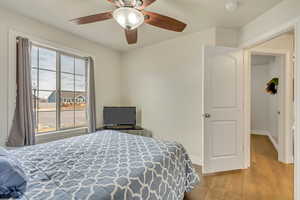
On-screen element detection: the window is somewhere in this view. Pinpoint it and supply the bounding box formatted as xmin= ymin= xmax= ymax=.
xmin=32 ymin=45 xmax=87 ymax=134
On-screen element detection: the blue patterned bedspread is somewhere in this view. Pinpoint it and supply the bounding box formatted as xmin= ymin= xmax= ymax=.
xmin=9 ymin=130 xmax=199 ymax=200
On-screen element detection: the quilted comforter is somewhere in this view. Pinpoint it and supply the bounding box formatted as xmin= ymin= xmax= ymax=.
xmin=9 ymin=130 xmax=199 ymax=200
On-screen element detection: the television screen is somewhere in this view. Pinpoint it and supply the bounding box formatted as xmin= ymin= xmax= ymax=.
xmin=103 ymin=107 xmax=136 ymax=126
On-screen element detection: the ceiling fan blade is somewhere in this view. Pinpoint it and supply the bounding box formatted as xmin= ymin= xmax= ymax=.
xmin=125 ymin=29 xmax=138 ymax=44
xmin=137 ymin=0 xmax=156 ymax=9
xmin=70 ymin=11 xmax=113 ymax=25
xmin=107 ymin=0 xmax=122 ymax=7
xmin=142 ymin=11 xmax=187 ymax=32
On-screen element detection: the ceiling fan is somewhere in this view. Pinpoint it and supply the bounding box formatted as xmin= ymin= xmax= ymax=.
xmin=70 ymin=0 xmax=187 ymax=44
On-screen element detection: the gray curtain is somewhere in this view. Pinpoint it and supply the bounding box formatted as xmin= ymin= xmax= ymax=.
xmin=7 ymin=37 xmax=35 ymax=147
xmin=87 ymin=57 xmax=97 ymax=133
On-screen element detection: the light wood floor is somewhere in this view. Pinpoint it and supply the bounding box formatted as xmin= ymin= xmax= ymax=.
xmin=185 ymin=135 xmax=294 ymax=200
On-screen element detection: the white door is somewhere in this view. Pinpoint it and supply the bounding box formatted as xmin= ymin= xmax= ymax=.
xmin=203 ymin=46 xmax=244 ymax=174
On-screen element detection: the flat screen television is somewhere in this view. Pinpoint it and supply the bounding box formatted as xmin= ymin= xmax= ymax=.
xmin=103 ymin=107 xmax=136 ymax=126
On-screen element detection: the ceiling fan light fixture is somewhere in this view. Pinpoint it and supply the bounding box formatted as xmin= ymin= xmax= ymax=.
xmin=225 ymin=0 xmax=239 ymax=12
xmin=113 ymin=7 xmax=144 ymax=30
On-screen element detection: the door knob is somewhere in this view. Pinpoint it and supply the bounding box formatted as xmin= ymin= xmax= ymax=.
xmin=203 ymin=113 xmax=211 ymax=118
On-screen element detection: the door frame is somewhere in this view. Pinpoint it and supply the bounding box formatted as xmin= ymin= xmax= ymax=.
xmin=295 ymin=22 xmax=300 ymax=200
xmin=244 ymin=48 xmax=293 ymax=165
xmin=240 ymin=19 xmax=300 ymax=200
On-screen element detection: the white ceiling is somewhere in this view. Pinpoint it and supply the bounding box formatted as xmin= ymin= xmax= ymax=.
xmin=0 ymin=0 xmax=282 ymax=51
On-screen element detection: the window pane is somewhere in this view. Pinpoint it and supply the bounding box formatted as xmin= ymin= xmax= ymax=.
xmin=39 ymin=48 xmax=56 ymax=70
xmin=75 ymin=92 xmax=86 ymax=111
xmin=75 ymin=75 xmax=85 ymax=92
xmin=60 ymin=91 xmax=75 ymax=111
xmin=32 ymin=46 xmax=38 ymax=68
xmin=61 ymin=111 xmax=74 ymax=129
xmin=38 ymin=91 xmax=56 ymax=112
xmin=39 ymin=70 xmax=56 ymax=90
xmin=32 ymin=68 xmax=38 ymax=89
xmin=75 ymin=111 xmax=87 ymax=127
xmin=75 ymin=58 xmax=85 ymax=75
xmin=61 ymin=73 xmax=74 ymax=91
xmin=31 ymin=45 xmax=88 ymax=134
xmin=61 ymin=55 xmax=74 ymax=73
xmin=38 ymin=111 xmax=56 ymax=133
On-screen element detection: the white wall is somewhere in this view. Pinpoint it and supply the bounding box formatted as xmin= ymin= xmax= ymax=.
xmin=215 ymin=27 xmax=239 ymax=48
xmin=0 ymin=7 xmax=122 ymax=146
xmin=251 ymin=64 xmax=270 ymax=133
xmin=120 ymin=29 xmax=216 ymax=164
xmin=239 ymin=0 xmax=300 ymax=46
xmin=253 ymin=33 xmax=294 ymax=52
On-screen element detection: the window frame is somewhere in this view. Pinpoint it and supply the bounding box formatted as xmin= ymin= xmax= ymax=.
xmin=32 ymin=44 xmax=88 ymax=134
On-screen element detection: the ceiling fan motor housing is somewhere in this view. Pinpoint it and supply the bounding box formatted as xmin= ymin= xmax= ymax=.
xmin=119 ymin=0 xmax=143 ymax=7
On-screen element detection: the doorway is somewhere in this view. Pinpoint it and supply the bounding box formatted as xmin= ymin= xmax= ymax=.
xmin=251 ymin=54 xmax=285 ymax=159
xmin=246 ymin=31 xmax=295 ymax=199
xmin=245 ymin=31 xmax=295 ymax=166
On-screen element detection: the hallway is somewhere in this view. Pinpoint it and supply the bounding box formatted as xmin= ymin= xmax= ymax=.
xmin=186 ymin=135 xmax=294 ymax=200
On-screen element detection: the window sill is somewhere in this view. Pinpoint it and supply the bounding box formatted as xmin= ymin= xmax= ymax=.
xmin=36 ymin=127 xmax=88 ymax=144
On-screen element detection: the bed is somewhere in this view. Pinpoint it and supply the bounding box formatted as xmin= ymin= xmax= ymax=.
xmin=9 ymin=130 xmax=199 ymax=200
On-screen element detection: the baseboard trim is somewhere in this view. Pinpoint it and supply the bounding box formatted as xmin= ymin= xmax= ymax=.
xmin=268 ymin=134 xmax=279 ymax=151
xmin=251 ymin=129 xmax=269 ymax=135
xmin=190 ymin=155 xmax=202 ymax=166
